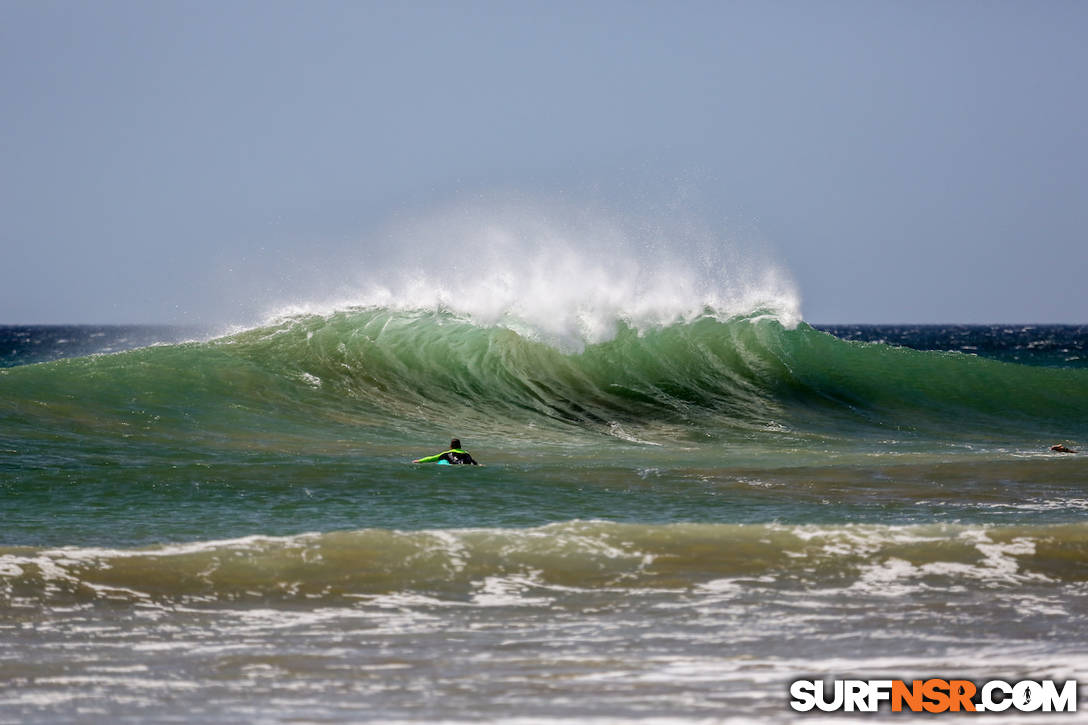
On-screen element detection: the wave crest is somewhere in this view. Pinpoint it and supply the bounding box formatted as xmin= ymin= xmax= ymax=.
xmin=256 ymin=200 xmax=801 ymax=351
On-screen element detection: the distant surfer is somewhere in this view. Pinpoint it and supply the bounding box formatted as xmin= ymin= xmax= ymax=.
xmin=1051 ymin=444 xmax=1077 ymax=454
xmin=413 ymin=438 xmax=480 ymax=465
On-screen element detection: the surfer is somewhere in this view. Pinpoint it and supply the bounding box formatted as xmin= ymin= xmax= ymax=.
xmin=413 ymin=438 xmax=480 ymax=465
xmin=1051 ymin=444 xmax=1077 ymax=454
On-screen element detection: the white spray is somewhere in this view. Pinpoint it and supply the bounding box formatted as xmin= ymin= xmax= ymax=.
xmin=265 ymin=197 xmax=801 ymax=351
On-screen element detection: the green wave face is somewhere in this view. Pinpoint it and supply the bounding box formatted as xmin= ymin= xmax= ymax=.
xmin=2 ymin=308 xmax=1086 ymax=461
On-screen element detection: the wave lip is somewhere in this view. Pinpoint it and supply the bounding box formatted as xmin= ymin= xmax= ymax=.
xmin=254 ymin=200 xmax=801 ymax=351
xmin=264 ymin=274 xmax=799 ymax=355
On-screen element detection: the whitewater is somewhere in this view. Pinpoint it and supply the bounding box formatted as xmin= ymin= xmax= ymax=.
xmin=2 ymin=207 xmax=1088 ymax=722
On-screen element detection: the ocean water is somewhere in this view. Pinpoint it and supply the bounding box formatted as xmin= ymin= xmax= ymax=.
xmin=2 ymin=310 xmax=1087 ymax=723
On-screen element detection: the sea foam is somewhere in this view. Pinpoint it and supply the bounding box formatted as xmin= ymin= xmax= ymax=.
xmin=261 ymin=199 xmax=800 ymax=351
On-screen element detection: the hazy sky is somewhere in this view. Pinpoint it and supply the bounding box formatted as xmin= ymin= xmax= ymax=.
xmin=2 ymin=0 xmax=1085 ymax=324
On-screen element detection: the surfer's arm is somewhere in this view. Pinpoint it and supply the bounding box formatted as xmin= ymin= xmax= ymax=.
xmin=413 ymin=452 xmax=444 ymax=463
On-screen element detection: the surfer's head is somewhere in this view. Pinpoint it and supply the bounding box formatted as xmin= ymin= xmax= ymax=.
xmin=450 ymin=438 xmax=462 ymax=450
